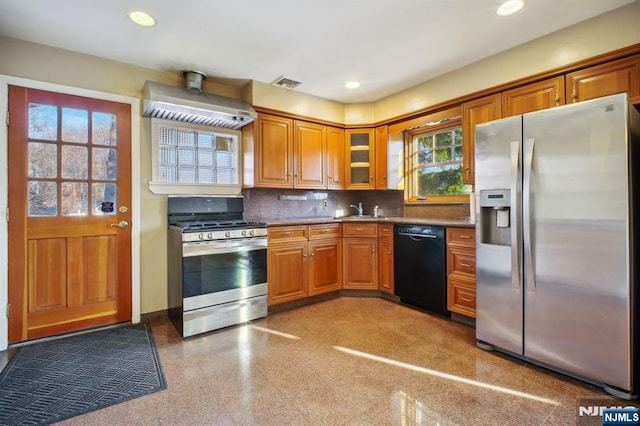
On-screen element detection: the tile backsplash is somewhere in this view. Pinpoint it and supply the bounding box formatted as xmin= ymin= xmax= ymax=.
xmin=243 ymin=188 xmax=470 ymax=221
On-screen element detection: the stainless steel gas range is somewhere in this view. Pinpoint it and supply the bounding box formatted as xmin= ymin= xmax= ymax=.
xmin=167 ymin=197 xmax=267 ymax=337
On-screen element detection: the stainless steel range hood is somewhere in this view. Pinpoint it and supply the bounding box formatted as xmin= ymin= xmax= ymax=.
xmin=142 ymin=76 xmax=257 ymax=130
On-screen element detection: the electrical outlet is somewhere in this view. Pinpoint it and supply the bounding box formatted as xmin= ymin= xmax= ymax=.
xmin=322 ymin=199 xmax=328 ymax=209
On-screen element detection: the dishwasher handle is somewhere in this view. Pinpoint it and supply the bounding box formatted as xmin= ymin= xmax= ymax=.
xmin=397 ymin=231 xmax=438 ymax=239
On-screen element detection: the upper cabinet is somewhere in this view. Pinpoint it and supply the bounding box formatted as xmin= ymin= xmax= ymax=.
xmin=461 ymin=94 xmax=502 ymax=185
xmin=293 ymin=120 xmax=327 ymax=189
xmin=326 ymin=126 xmax=345 ymax=190
xmin=345 ymin=128 xmax=375 ymax=189
xmin=374 ymin=125 xmax=389 ymax=189
xmin=566 ymin=55 xmax=640 ymax=103
xmin=253 ymin=114 xmax=294 ymax=188
xmin=502 ymin=76 xmax=565 ymax=117
xmin=247 ymin=113 xmax=336 ymax=190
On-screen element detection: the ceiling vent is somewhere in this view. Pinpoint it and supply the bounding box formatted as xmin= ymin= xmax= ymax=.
xmin=271 ymin=76 xmax=302 ymax=90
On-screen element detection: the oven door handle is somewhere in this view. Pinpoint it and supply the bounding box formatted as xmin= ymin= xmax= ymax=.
xmin=183 ymin=239 xmax=267 ymax=257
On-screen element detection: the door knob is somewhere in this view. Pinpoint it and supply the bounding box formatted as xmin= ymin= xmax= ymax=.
xmin=110 ymin=221 xmax=129 ymax=229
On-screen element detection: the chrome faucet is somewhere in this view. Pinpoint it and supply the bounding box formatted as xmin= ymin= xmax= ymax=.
xmin=350 ymin=202 xmax=364 ymax=216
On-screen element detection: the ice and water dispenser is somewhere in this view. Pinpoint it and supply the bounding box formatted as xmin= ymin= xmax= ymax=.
xmin=479 ymin=189 xmax=511 ymax=246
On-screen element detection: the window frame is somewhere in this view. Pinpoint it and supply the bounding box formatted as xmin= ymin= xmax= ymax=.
xmin=405 ymin=118 xmax=470 ymax=204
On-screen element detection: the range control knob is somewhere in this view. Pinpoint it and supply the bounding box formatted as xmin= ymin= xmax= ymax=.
xmin=225 ymin=231 xmax=231 ymax=238
xmin=249 ymin=230 xmax=255 ymax=236
xmin=198 ymin=233 xmax=205 ymax=240
xmin=207 ymin=232 xmax=214 ymax=239
xmin=242 ymin=230 xmax=247 ymax=237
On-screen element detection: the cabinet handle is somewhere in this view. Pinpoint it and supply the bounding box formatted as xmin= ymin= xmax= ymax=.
xmin=555 ymin=91 xmax=560 ymax=105
xmin=461 ymin=262 xmax=471 ymax=267
xmin=373 ymin=248 xmax=376 ymax=254
xmin=356 ymin=227 xmax=364 ymax=231
xmin=369 ymin=176 xmax=373 ymax=182
xmin=387 ymin=249 xmax=391 ymax=255
xmin=310 ymin=252 xmax=315 ymax=257
xmin=286 ymin=174 xmax=291 ymax=181
xmin=460 ymin=297 xmax=473 ymax=303
xmin=282 ymin=231 xmax=293 ymax=236
xmin=571 ymin=86 xmax=577 ymax=102
xmin=459 ymin=235 xmax=471 ymax=239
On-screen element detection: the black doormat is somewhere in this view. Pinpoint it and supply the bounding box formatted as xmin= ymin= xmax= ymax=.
xmin=0 ymin=323 xmax=167 ymax=425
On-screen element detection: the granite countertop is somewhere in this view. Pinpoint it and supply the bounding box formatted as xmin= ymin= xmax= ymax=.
xmin=259 ymin=216 xmax=475 ymax=228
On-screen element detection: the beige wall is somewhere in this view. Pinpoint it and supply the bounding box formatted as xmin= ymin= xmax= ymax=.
xmin=1 ymin=1 xmax=640 ymax=314
xmin=373 ymin=1 xmax=640 ymax=122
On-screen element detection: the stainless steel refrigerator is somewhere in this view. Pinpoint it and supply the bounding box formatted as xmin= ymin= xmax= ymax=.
xmin=475 ymin=93 xmax=640 ymax=399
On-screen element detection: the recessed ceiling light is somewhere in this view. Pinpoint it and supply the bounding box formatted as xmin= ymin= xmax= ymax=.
xmin=345 ymin=81 xmax=360 ymax=89
xmin=497 ymin=0 xmax=526 ymax=16
xmin=128 ymin=10 xmax=156 ymax=27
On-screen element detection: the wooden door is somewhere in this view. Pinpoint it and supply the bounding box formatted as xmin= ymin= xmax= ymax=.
xmin=378 ymin=224 xmax=394 ymax=294
xmin=267 ymin=241 xmax=308 ymax=305
xmin=308 ymin=238 xmax=342 ymax=296
xmin=8 ymin=86 xmax=132 ymax=343
xmin=461 ymin=94 xmax=502 ymax=184
xmin=566 ymin=55 xmax=640 ymax=103
xmin=502 ymin=76 xmax=565 ymax=117
xmin=326 ymin=126 xmax=344 ymax=189
xmin=293 ymin=120 xmax=326 ymax=189
xmin=374 ymin=125 xmax=389 ymax=189
xmin=343 ymin=238 xmax=378 ymax=289
xmin=255 ymin=114 xmax=293 ymax=188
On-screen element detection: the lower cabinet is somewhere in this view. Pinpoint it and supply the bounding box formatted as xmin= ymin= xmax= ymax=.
xmin=446 ymin=227 xmax=476 ymax=318
xmin=268 ymin=223 xmax=342 ymax=305
xmin=343 ymin=223 xmax=378 ymax=290
xmin=378 ymin=223 xmax=394 ymax=294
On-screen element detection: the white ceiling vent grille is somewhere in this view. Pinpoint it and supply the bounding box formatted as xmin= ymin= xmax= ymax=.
xmin=271 ymin=76 xmax=302 ymax=90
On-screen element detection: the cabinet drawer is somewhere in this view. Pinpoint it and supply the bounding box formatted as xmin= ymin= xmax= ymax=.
xmin=447 ymin=227 xmax=475 ymax=246
xmin=378 ymin=223 xmax=394 ymax=240
xmin=309 ymin=223 xmax=342 ymax=240
xmin=343 ymin=223 xmax=378 ymax=237
xmin=450 ymin=283 xmax=476 ymax=310
xmin=447 ymin=246 xmax=476 ymax=276
xmin=268 ymin=225 xmax=308 ymax=242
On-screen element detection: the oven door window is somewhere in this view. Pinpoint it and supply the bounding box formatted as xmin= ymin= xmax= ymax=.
xmin=182 ymin=248 xmax=267 ymax=298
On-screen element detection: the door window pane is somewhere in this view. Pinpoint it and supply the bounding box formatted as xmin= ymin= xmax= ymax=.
xmin=62 ymin=108 xmax=88 ymax=143
xmin=61 ymin=145 xmax=88 ymax=179
xmin=92 ymin=148 xmax=117 ymax=180
xmin=92 ymin=112 xmax=117 ymax=146
xmin=28 ymin=104 xmax=57 ymax=141
xmin=28 ymin=181 xmax=57 ymax=216
xmin=92 ymin=183 xmax=117 ymax=215
xmin=28 ymin=142 xmax=58 ymax=178
xmin=62 ymin=182 xmax=88 ymax=216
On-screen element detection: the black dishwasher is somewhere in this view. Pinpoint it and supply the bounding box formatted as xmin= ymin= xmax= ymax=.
xmin=394 ymin=224 xmax=449 ymax=317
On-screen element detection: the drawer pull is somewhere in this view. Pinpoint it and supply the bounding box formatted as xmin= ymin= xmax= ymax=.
xmin=282 ymin=231 xmax=293 ymax=236
xmin=461 ymin=262 xmax=472 ymax=267
xmin=459 ymin=235 xmax=472 ymax=239
xmin=460 ymin=297 xmax=473 ymax=303
xmin=356 ymin=227 xmax=364 ymax=231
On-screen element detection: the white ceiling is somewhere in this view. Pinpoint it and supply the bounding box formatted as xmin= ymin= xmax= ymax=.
xmin=0 ymin=0 xmax=635 ymax=103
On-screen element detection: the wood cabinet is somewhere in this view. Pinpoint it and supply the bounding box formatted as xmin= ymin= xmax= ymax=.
xmin=461 ymin=94 xmax=502 ymax=185
xmin=345 ymin=129 xmax=375 ymax=189
xmin=446 ymin=227 xmax=476 ymax=318
xmin=378 ymin=223 xmax=394 ymax=294
xmin=326 ymin=126 xmax=345 ymax=189
xmin=502 ymin=76 xmax=565 ymax=117
xmin=268 ymin=224 xmax=342 ymax=305
xmin=343 ymin=223 xmax=378 ymax=289
xmin=566 ymin=55 xmax=640 ymax=103
xmin=268 ymin=225 xmax=309 ymax=305
xmin=251 ymin=114 xmax=330 ymax=189
xmin=294 ymin=120 xmax=327 ymax=189
xmin=374 ymin=125 xmax=389 ymax=189
xmin=308 ymin=223 xmax=342 ymax=296
xmin=254 ymin=114 xmax=294 ymax=188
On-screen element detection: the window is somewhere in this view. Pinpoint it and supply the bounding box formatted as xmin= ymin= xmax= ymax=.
xmin=149 ymin=118 xmax=242 ymax=195
xmin=407 ymin=123 xmax=471 ymax=203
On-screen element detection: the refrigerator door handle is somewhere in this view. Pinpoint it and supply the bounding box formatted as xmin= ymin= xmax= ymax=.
xmin=510 ymin=141 xmax=521 ymax=290
xmin=523 ymin=138 xmax=536 ymax=292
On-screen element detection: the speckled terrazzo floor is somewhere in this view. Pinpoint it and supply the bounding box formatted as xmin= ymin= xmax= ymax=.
xmin=55 ymin=297 xmax=612 ymax=425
